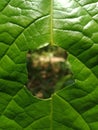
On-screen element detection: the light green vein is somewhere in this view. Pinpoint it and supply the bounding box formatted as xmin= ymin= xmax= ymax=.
xmin=50 ymin=0 xmax=54 ymax=45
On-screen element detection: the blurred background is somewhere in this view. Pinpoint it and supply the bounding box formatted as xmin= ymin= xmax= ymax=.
xmin=26 ymin=45 xmax=73 ymax=99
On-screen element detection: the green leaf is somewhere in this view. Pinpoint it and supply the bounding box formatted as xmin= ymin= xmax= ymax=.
xmin=0 ymin=0 xmax=98 ymax=129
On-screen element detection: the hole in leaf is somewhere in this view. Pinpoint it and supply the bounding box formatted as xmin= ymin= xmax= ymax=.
xmin=26 ymin=45 xmax=73 ymax=99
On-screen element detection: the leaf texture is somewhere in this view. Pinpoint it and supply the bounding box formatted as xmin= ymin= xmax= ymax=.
xmin=0 ymin=0 xmax=98 ymax=129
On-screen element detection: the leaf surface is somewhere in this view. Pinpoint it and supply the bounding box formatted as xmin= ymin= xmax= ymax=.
xmin=0 ymin=0 xmax=98 ymax=129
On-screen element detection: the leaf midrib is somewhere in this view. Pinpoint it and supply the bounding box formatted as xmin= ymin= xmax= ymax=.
xmin=50 ymin=0 xmax=54 ymax=45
